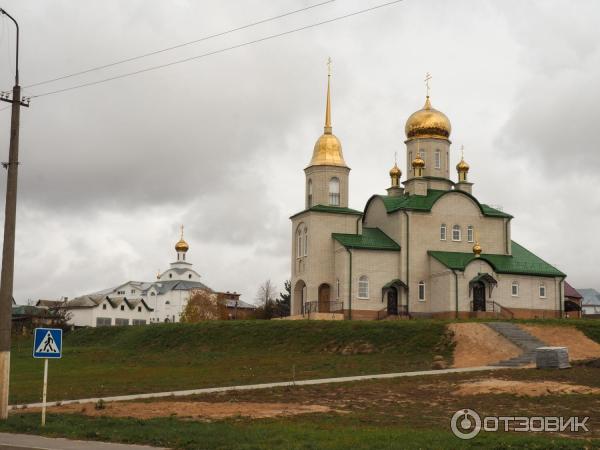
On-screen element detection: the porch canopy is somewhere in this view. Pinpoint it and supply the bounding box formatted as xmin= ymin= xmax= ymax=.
xmin=381 ymin=279 xmax=408 ymax=301
xmin=469 ymin=273 xmax=498 ymax=297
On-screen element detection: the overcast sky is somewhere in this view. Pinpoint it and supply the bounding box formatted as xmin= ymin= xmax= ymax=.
xmin=0 ymin=0 xmax=598 ymax=305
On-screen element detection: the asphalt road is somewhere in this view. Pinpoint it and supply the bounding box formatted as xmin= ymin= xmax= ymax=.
xmin=0 ymin=433 xmax=168 ymax=450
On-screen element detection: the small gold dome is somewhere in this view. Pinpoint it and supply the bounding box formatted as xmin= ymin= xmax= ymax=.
xmin=412 ymin=153 xmax=425 ymax=168
xmin=405 ymin=96 xmax=451 ymax=140
xmin=310 ymin=133 xmax=346 ymax=166
xmin=473 ymin=241 xmax=482 ymax=257
xmin=456 ymin=158 xmax=470 ymax=172
xmin=175 ymin=239 xmax=189 ymax=253
xmin=389 ymin=162 xmax=401 ymax=177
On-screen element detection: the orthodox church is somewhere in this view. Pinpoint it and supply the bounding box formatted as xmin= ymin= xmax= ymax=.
xmin=59 ymin=228 xmax=253 ymax=327
xmin=290 ymin=72 xmax=566 ymax=320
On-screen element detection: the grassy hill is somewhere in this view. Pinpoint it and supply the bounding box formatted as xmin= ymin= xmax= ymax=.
xmin=10 ymin=320 xmax=453 ymax=404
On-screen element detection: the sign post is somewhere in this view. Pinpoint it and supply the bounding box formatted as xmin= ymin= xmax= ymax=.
xmin=32 ymin=328 xmax=62 ymax=426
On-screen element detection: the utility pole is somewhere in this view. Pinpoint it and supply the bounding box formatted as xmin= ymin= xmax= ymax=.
xmin=0 ymin=7 xmax=29 ymax=420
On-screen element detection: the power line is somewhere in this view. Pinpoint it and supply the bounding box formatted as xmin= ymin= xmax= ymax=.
xmin=28 ymin=0 xmax=405 ymax=99
xmin=24 ymin=0 xmax=336 ymax=89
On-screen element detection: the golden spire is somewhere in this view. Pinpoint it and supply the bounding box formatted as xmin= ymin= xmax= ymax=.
xmin=308 ymin=58 xmax=346 ymax=167
xmin=175 ymin=224 xmax=189 ymax=253
xmin=324 ymin=57 xmax=332 ymax=134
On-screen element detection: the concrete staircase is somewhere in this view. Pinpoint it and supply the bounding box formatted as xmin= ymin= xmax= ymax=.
xmin=485 ymin=322 xmax=548 ymax=367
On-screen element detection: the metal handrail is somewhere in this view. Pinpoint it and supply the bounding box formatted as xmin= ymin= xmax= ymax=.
xmin=469 ymin=300 xmax=514 ymax=319
xmin=303 ymin=300 xmax=343 ymax=316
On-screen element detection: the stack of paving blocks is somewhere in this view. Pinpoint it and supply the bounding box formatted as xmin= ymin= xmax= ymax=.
xmin=535 ymin=346 xmax=570 ymax=369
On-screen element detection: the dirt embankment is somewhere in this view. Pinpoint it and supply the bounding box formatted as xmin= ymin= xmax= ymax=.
xmin=44 ymin=401 xmax=336 ymax=421
xmin=449 ymin=323 xmax=521 ymax=368
xmin=454 ymin=378 xmax=600 ymax=397
xmin=520 ymin=325 xmax=600 ymax=361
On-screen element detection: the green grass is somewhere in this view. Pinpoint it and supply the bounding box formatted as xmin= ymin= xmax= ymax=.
xmin=10 ymin=320 xmax=453 ymax=404
xmin=1 ymin=412 xmax=592 ymax=450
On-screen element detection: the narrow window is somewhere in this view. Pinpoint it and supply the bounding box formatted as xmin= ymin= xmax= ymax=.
xmin=511 ymin=281 xmax=519 ymax=297
xmin=467 ymin=225 xmax=474 ymax=243
xmin=329 ymin=177 xmax=340 ymax=206
xmin=418 ymin=281 xmax=426 ymax=301
xmin=358 ymin=276 xmax=369 ymax=299
xmin=102 ymin=304 xmax=107 ymax=310
xmin=452 ymin=225 xmax=461 ymax=241
xmin=336 ymin=279 xmax=340 ymax=300
xmin=440 ymin=224 xmax=447 ymax=241
xmin=307 ymin=179 xmax=313 ymax=208
xmin=435 ymin=149 xmax=441 ymax=169
xmin=539 ymin=284 xmax=546 ymax=298
xmin=120 ymin=305 xmax=125 ymax=311
xmin=296 ymin=228 xmax=302 ymax=258
xmin=138 ymin=306 xmax=142 ymax=312
xmin=303 ymin=227 xmax=308 ymax=256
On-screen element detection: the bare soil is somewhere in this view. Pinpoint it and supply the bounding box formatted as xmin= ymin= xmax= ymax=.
xmin=449 ymin=323 xmax=521 ymax=367
xmin=521 ymin=325 xmax=600 ymax=360
xmin=44 ymin=401 xmax=336 ymax=421
xmin=454 ymin=378 xmax=600 ymax=397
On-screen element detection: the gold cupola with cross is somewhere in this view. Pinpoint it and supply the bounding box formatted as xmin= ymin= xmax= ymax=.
xmin=304 ymin=58 xmax=350 ymax=208
xmin=175 ymin=225 xmax=189 ymax=261
xmin=404 ymin=73 xmax=454 ymax=195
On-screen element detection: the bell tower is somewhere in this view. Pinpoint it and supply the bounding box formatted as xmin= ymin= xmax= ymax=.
xmin=304 ymin=58 xmax=350 ymax=209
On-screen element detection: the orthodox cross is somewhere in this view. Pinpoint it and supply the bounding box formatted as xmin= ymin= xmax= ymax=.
xmin=461 ymin=144 xmax=465 ymax=160
xmin=180 ymin=224 xmax=184 ymax=239
xmin=424 ymin=72 xmax=432 ymax=97
xmin=327 ymin=57 xmax=332 ymax=76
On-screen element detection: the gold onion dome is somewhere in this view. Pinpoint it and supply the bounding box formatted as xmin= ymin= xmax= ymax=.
xmin=175 ymin=225 xmax=189 ymax=252
xmin=473 ymin=241 xmax=483 ymax=257
xmin=389 ymin=162 xmax=401 ymax=177
xmin=309 ymin=68 xmax=347 ymax=167
xmin=405 ymin=96 xmax=451 ymax=140
xmin=412 ymin=153 xmax=425 ymax=168
xmin=456 ymin=158 xmax=470 ymax=172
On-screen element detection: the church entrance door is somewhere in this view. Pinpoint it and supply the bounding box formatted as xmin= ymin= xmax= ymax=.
xmin=387 ymin=288 xmax=398 ymax=315
xmin=473 ymin=282 xmax=486 ymax=311
xmin=318 ymin=284 xmax=330 ymax=313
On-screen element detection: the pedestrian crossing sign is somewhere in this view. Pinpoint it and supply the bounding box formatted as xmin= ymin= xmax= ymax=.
xmin=33 ymin=328 xmax=63 ymax=359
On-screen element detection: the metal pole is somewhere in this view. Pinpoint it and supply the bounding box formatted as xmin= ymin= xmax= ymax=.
xmin=0 ymin=7 xmax=21 ymax=421
xmin=41 ymin=359 xmax=48 ymax=426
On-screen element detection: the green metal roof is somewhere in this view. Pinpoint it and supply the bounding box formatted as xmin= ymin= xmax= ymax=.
xmin=290 ymin=204 xmax=363 ymax=219
xmin=429 ymin=241 xmax=565 ymax=278
xmin=332 ymin=227 xmax=400 ymax=251
xmin=374 ymin=189 xmax=513 ymax=219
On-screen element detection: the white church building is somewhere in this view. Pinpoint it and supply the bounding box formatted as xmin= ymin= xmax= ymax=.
xmin=57 ymin=229 xmax=249 ymax=327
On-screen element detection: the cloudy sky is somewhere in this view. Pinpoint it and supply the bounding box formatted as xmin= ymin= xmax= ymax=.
xmin=0 ymin=0 xmax=598 ymax=304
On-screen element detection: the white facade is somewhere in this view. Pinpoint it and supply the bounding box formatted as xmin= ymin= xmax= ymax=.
xmin=63 ymin=232 xmax=236 ymax=326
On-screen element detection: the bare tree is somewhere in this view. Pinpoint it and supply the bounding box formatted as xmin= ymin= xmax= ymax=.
xmin=255 ymin=280 xmax=277 ymax=319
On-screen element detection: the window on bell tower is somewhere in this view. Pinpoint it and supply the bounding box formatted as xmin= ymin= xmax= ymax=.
xmin=307 ymin=179 xmax=313 ymax=208
xmin=435 ymin=149 xmax=441 ymax=169
xmin=329 ymin=177 xmax=340 ymax=206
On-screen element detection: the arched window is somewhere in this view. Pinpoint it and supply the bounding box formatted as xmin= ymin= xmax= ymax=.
xmin=467 ymin=225 xmax=474 ymax=243
xmin=418 ymin=281 xmax=426 ymax=301
xmin=303 ymin=226 xmax=308 ymax=256
xmin=435 ymin=149 xmax=441 ymax=169
xmin=329 ymin=177 xmax=340 ymax=206
xmin=511 ymin=281 xmax=519 ymax=297
xmin=539 ymin=283 xmax=546 ymax=298
xmin=307 ymin=179 xmax=313 ymax=208
xmin=452 ymin=225 xmax=461 ymax=241
xmin=358 ymin=275 xmax=369 ymax=299
xmin=440 ymin=224 xmax=447 ymax=241
xmin=296 ymin=226 xmax=303 ymax=258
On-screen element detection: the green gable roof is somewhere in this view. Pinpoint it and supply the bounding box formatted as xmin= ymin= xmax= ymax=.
xmin=290 ymin=204 xmax=363 ymax=219
xmin=332 ymin=227 xmax=400 ymax=251
xmin=374 ymin=189 xmax=513 ymax=219
xmin=428 ymin=241 xmax=565 ymax=278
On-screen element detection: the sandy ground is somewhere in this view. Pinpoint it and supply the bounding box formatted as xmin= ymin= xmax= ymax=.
xmin=44 ymin=401 xmax=335 ymax=420
xmin=454 ymin=378 xmax=600 ymax=397
xmin=521 ymin=325 xmax=600 ymax=361
xmin=449 ymin=323 xmax=522 ymax=368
